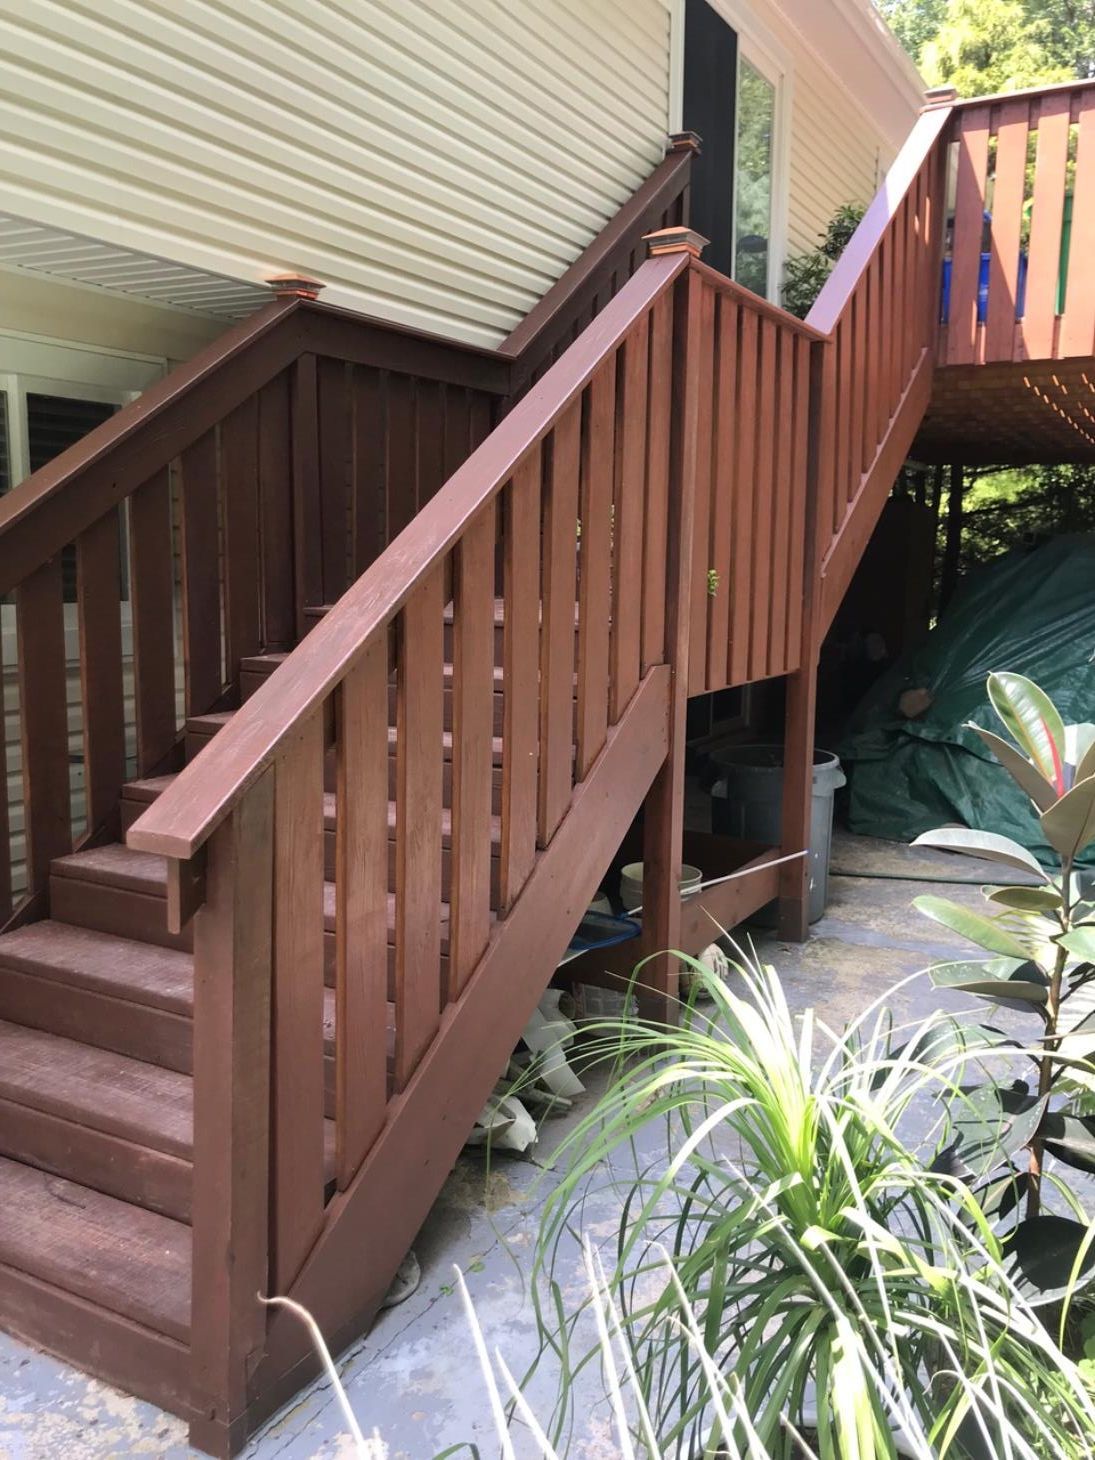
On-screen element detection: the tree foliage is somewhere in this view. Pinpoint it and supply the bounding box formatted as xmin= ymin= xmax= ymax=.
xmin=877 ymin=0 xmax=1094 ymax=88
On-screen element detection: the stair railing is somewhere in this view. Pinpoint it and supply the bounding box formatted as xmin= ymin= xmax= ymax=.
xmin=127 ymin=245 xmax=693 ymax=1448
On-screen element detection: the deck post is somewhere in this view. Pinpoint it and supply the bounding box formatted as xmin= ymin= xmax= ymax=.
xmin=778 ymin=336 xmax=829 ymax=941
xmin=188 ymin=771 xmax=275 ymax=1458
xmin=636 ymin=229 xmax=705 ymax=1023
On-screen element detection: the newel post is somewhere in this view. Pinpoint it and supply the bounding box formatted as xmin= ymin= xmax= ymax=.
xmin=188 ymin=772 xmax=275 ymax=1458
xmin=777 ymin=337 xmax=831 ymax=941
xmin=636 ymin=227 xmax=706 ymax=1023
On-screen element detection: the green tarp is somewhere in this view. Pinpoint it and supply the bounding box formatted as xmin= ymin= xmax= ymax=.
xmin=839 ymin=534 xmax=1095 ymax=866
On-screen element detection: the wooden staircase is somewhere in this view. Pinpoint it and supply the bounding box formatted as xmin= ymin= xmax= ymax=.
xmin=0 ymin=81 xmax=1091 ymax=1456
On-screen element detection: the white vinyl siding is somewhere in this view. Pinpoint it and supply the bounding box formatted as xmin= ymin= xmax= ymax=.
xmin=0 ymin=0 xmax=672 ymax=347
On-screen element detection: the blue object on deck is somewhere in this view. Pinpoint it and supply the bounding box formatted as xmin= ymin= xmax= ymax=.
xmin=565 ymin=910 xmax=641 ymax=955
xmin=939 ymin=209 xmax=1028 ymax=324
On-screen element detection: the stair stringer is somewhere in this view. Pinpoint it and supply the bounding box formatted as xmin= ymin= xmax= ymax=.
xmin=191 ymin=664 xmax=671 ymax=1455
xmin=817 ymin=348 xmax=935 ymax=639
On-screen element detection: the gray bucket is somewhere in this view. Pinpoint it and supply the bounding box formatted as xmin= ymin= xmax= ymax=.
xmin=708 ymin=745 xmax=845 ymax=926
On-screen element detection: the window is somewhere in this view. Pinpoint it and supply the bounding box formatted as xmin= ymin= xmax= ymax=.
xmin=734 ymin=57 xmax=777 ymax=297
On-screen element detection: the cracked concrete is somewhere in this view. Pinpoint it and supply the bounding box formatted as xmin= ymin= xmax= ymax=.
xmin=0 ymin=831 xmax=1042 ymax=1459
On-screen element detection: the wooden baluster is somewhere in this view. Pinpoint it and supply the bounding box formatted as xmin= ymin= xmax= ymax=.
xmin=642 ymin=290 xmax=672 ymax=673
xmin=415 ymin=379 xmax=446 ymax=513
xmin=707 ymin=296 xmax=737 ymax=689
xmin=1024 ymin=94 xmax=1071 ymax=360
xmin=768 ymin=331 xmax=795 ymax=679
xmin=352 ymin=367 xmax=387 ymax=580
xmin=985 ymin=100 xmax=1030 ymax=362
xmin=1061 ymin=92 xmax=1095 ymax=358
xmin=318 ymin=359 xmax=352 ymax=605
xmin=728 ymin=308 xmax=758 ymax=687
xmin=948 ymin=106 xmax=991 ymax=366
xmin=442 ymin=386 xmax=473 ymax=481
xmin=129 ymin=469 xmax=177 ymax=777
xmin=16 ymin=557 xmax=70 ymax=897
xmin=610 ymin=311 xmax=648 ymax=720
xmin=538 ymin=403 xmax=580 ymax=845
xmin=386 ymin=375 xmax=417 ymax=540
xmin=271 ymin=711 xmax=326 ymax=1291
xmin=0 ymin=623 xmax=11 ymax=921
xmin=291 ymin=354 xmax=322 ymax=634
xmin=834 ymin=316 xmax=853 ymax=531
xmin=259 ymin=374 xmax=295 ymax=650
xmin=188 ymin=770 xmax=273 ymax=1457
xmin=850 ymin=289 xmax=868 ymax=491
xmin=76 ymin=511 xmax=126 ymax=836
xmin=748 ymin=317 xmax=777 ymax=682
xmin=576 ymin=362 xmax=614 ymax=775
xmin=449 ymin=505 xmax=495 ymax=997
xmin=393 ymin=569 xmax=444 ymax=1086
xmin=687 ymin=282 xmax=715 ymax=697
xmin=180 ymin=429 xmax=223 ymax=715
xmin=470 ymin=392 xmax=493 ymax=450
xmin=889 ymin=196 xmax=907 ymax=403
xmin=335 ymin=638 xmax=390 ymax=1188
xmin=903 ymin=181 xmax=922 ymax=375
xmin=499 ymin=455 xmax=541 ymax=910
xmin=785 ymin=334 xmax=812 ymax=671
xmin=221 ymin=395 xmax=263 ymax=675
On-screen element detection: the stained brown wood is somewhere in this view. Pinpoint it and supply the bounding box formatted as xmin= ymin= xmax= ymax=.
xmin=576 ymin=362 xmax=614 ymax=774
xmin=76 ymin=511 xmax=126 ymax=837
xmin=393 ymin=569 xmax=444 ymax=1087
xmin=707 ymin=295 xmax=737 ymax=689
xmin=292 ymin=354 xmax=323 ymax=627
xmin=948 ymin=107 xmax=992 ymax=365
xmin=749 ymin=317 xmax=777 ymax=681
xmin=1061 ymin=92 xmax=1095 ymax=357
xmin=538 ymin=403 xmax=581 ymax=844
xmin=687 ymin=281 xmax=715 ymax=696
xmin=499 ymin=456 xmax=540 ymax=909
xmin=641 ymin=290 xmax=672 ymax=673
xmin=334 ymin=640 xmax=390 ymax=1187
xmin=386 ymin=374 xmax=418 ymax=541
xmin=128 ymin=471 xmax=178 ymax=778
xmin=352 ymin=367 xmax=387 ymax=578
xmin=415 ymin=379 xmax=447 ymax=515
xmin=985 ymin=101 xmax=1030 ymax=362
xmin=271 ymin=715 xmax=326 ymax=1291
xmin=728 ymin=307 xmax=758 ymax=687
xmin=1023 ymin=95 xmax=1071 ymax=359
xmin=768 ymin=330 xmax=795 ymax=678
xmin=190 ymin=770 xmax=272 ymax=1437
xmin=317 ymin=358 xmax=352 ymax=605
xmin=220 ymin=394 xmax=263 ymax=673
xmin=448 ymin=506 xmax=496 ymax=996
xmin=610 ymin=310 xmax=648 ymax=719
xmin=17 ymin=557 xmax=70 ymax=894
xmin=258 ymin=374 xmax=295 ymax=649
xmin=179 ymin=430 xmax=223 ymax=716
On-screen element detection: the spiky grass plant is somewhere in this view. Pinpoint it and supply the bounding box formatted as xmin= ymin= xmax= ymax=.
xmin=530 ymin=955 xmax=1095 ymax=1459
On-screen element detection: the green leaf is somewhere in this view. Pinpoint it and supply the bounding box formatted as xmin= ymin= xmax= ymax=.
xmin=930 ymin=957 xmax=1049 ymax=1010
xmin=986 ymin=885 xmax=1062 ymax=912
xmin=938 ymin=1084 xmax=1047 ymax=1183
xmin=1058 ymin=926 xmax=1095 ymax=962
xmin=1042 ymin=776 xmax=1095 ymax=861
xmin=914 ymin=895 xmax=1034 ymax=961
xmin=987 ymin=672 xmax=1067 ymax=795
xmin=911 ymin=827 xmax=1048 ymax=880
xmin=1005 ymin=1215 xmax=1095 ymax=1305
xmin=1040 ymin=1111 xmax=1095 ymax=1176
xmin=969 ymin=725 xmax=1058 ymax=812
xmin=1068 ymin=722 xmax=1095 ymax=784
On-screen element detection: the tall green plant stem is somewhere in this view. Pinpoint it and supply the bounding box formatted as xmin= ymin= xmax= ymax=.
xmin=1028 ymin=855 xmax=1074 ymax=1219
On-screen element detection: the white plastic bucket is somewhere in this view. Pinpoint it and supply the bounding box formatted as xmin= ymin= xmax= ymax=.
xmin=619 ymin=861 xmax=703 ymax=914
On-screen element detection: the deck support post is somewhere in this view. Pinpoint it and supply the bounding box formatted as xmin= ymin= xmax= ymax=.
xmin=188 ymin=772 xmax=275 ymax=1459
xmin=778 ymin=336 xmax=829 ymax=942
xmin=636 ymin=233 xmax=704 ymax=1023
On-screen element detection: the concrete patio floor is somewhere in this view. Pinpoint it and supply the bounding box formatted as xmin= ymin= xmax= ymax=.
xmin=0 ymin=830 xmax=1032 ymax=1459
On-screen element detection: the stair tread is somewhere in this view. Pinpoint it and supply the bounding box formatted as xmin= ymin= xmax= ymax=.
xmin=0 ymin=1019 xmax=192 ymax=1158
xmin=52 ymin=844 xmax=170 ymax=898
xmin=0 ymin=923 xmax=192 ymax=1015
xmin=0 ymin=1153 xmax=191 ymax=1341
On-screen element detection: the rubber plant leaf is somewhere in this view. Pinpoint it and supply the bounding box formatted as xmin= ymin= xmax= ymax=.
xmin=1040 ymin=1111 xmax=1095 ymax=1175
xmin=1058 ymin=926 xmax=1095 ymax=962
xmin=1041 ymin=775 xmax=1095 ymax=861
xmin=986 ymin=885 xmax=1062 ymax=912
xmin=938 ymin=1083 xmax=1047 ymax=1183
xmin=914 ymin=896 xmax=1033 ymax=961
xmin=987 ymin=672 xmax=1067 ymax=796
xmin=970 ymin=725 xmax=1058 ymax=811
xmin=1069 ymin=722 xmax=1095 ymax=785
xmin=929 ymin=957 xmax=1049 ymax=1010
xmin=911 ymin=828 xmax=1048 ymax=881
xmin=1005 ymin=1214 xmax=1095 ymax=1305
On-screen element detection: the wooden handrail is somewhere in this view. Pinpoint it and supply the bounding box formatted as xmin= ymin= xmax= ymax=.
xmin=127 ymin=252 xmax=690 ymax=862
xmin=806 ymin=105 xmax=953 ymax=336
xmin=926 ymin=75 xmax=1095 ymax=113
xmin=689 ymin=257 xmax=827 ymax=341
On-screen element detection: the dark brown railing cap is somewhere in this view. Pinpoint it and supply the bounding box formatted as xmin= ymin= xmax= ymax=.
xmin=667 ymin=130 xmax=702 ymax=155
xmin=643 ymin=226 xmax=708 ymax=259
xmin=922 ymin=84 xmax=959 ymax=108
xmin=266 ymin=273 xmax=326 ymax=300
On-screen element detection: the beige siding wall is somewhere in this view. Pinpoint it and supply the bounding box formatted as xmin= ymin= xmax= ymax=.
xmin=0 ymin=0 xmax=672 ymax=348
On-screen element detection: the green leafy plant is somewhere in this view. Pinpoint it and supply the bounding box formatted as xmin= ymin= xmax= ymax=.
xmin=531 ymin=954 xmax=1095 ymax=1457
xmin=912 ymin=670 xmax=1095 ymax=1307
xmin=782 ymin=203 xmax=866 ymax=319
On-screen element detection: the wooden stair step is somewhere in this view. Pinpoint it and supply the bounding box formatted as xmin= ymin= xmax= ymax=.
xmin=0 ymin=1019 xmax=193 ymax=1221
xmin=0 ymin=1153 xmax=191 ymax=1343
